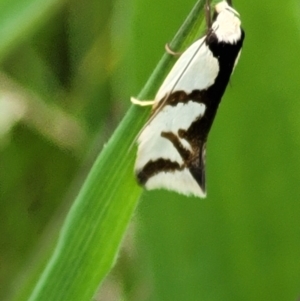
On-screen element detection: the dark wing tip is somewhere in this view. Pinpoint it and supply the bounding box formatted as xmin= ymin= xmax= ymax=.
xmin=189 ymin=143 xmax=206 ymax=194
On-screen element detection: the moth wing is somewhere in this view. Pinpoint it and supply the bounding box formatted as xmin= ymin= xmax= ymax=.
xmin=134 ymin=0 xmax=245 ymax=198
xmin=133 ymin=36 xmax=220 ymax=198
xmin=155 ymin=36 xmax=219 ymax=104
xmin=135 ymin=96 xmax=207 ymax=198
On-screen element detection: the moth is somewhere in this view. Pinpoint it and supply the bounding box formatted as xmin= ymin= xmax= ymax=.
xmin=131 ymin=0 xmax=245 ymax=198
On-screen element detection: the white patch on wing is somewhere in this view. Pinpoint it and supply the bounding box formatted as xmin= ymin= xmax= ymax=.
xmin=135 ymin=101 xmax=205 ymax=171
xmin=145 ymin=169 xmax=206 ymax=198
xmin=155 ymin=39 xmax=219 ymax=103
xmin=213 ymin=1 xmax=242 ymax=44
xmin=179 ymin=138 xmax=192 ymax=152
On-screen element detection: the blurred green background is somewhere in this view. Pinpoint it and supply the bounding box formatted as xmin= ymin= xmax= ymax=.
xmin=1 ymin=0 xmax=300 ymax=300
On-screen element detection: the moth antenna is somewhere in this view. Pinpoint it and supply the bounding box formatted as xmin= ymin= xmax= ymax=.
xmin=165 ymin=43 xmax=182 ymax=57
xmin=205 ymin=0 xmax=212 ymax=32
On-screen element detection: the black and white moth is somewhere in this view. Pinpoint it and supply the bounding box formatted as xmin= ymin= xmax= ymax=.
xmin=131 ymin=0 xmax=245 ymax=198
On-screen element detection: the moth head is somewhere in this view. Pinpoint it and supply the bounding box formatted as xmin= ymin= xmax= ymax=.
xmin=212 ymin=1 xmax=242 ymax=44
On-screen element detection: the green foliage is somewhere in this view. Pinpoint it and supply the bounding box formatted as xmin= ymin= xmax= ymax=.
xmin=1 ymin=0 xmax=300 ymax=301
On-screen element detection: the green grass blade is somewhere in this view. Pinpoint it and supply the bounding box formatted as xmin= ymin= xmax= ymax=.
xmin=27 ymin=1 xmax=206 ymax=300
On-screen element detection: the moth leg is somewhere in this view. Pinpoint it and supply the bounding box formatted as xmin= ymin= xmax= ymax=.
xmin=165 ymin=43 xmax=182 ymax=57
xmin=131 ymin=97 xmax=155 ymax=106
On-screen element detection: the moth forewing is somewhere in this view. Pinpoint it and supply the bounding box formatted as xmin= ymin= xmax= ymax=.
xmin=131 ymin=0 xmax=245 ymax=198
xmin=155 ymin=37 xmax=219 ymax=103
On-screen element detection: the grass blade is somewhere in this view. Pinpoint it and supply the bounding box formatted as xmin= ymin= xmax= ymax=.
xmin=27 ymin=1 xmax=206 ymax=300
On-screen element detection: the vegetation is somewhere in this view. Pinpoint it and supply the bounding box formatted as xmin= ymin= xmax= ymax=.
xmin=1 ymin=0 xmax=300 ymax=300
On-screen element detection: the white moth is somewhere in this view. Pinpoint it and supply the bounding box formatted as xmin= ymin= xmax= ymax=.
xmin=131 ymin=0 xmax=245 ymax=198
